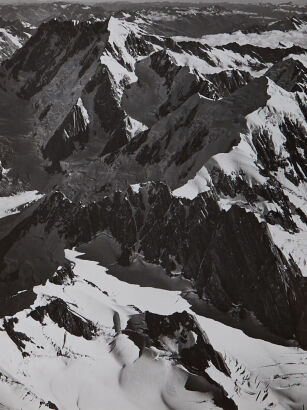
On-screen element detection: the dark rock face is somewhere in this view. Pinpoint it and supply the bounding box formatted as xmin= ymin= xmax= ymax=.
xmin=101 ymin=186 xmax=303 ymax=343
xmin=43 ymin=100 xmax=90 ymax=167
xmin=159 ymin=67 xmax=252 ymax=117
xmin=125 ymin=311 xmax=237 ymax=410
xmin=266 ymin=16 xmax=306 ymax=32
xmin=266 ymin=58 xmax=307 ymax=93
xmin=0 ymin=19 xmax=110 ymax=98
xmin=195 ymin=205 xmax=301 ymax=338
xmin=199 ymin=70 xmax=252 ymax=100
xmin=124 ymin=31 xmax=154 ymax=60
xmin=217 ymin=43 xmax=305 ymax=66
xmin=105 ymin=76 xmax=270 ymax=194
xmin=2 ymin=317 xmax=32 ymax=355
xmin=280 ymin=118 xmax=306 ymax=185
xmin=88 ymin=65 xmax=129 ymax=155
xmin=30 ymin=298 xmax=97 ymax=340
xmin=1 ymin=181 xmax=304 ymax=346
xmin=0 ymin=193 xmax=69 ymax=305
xmin=209 ymin=166 xmax=302 ymax=233
xmin=297 ymin=280 xmax=307 ymax=348
xmin=49 ymin=264 xmax=74 ymax=285
xmin=126 ymin=310 xmax=230 ymax=375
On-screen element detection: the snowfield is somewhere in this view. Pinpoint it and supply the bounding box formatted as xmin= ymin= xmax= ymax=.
xmin=0 ymin=190 xmax=43 ymax=219
xmin=0 ymin=250 xmax=306 ymax=410
xmin=173 ymin=21 xmax=307 ymax=49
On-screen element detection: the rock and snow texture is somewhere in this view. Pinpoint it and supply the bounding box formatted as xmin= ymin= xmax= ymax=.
xmin=0 ymin=18 xmax=33 ymax=62
xmin=0 ymin=190 xmax=43 ymax=219
xmin=0 ymin=3 xmax=306 ymax=410
xmin=0 ymin=251 xmax=306 ymax=410
xmin=173 ymin=70 xmax=307 ymax=279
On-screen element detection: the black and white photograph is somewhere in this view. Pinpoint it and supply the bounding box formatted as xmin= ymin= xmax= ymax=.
xmin=0 ymin=0 xmax=306 ymax=408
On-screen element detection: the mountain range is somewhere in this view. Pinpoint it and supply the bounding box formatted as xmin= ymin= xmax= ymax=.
xmin=0 ymin=2 xmax=306 ymax=409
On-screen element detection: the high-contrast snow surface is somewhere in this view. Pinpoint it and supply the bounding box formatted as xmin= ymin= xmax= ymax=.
xmin=0 ymin=28 xmax=22 ymax=48
xmin=1 ymin=250 xmax=306 ymax=410
xmin=76 ymin=98 xmax=90 ymax=125
xmin=0 ymin=20 xmax=33 ymax=62
xmin=168 ymin=46 xmax=269 ymax=77
xmin=0 ymin=190 xmax=43 ymax=219
xmin=0 ymin=250 xmax=214 ymax=410
xmin=100 ymin=17 xmax=143 ymax=92
xmin=174 ymin=21 xmax=307 ymax=49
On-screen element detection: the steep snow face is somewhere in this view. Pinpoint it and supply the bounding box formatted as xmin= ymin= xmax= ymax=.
xmin=173 ymin=166 xmax=212 ymax=199
xmin=168 ymin=46 xmax=267 ymax=77
xmin=100 ymin=17 xmax=153 ymax=95
xmin=0 ymin=250 xmax=305 ymax=410
xmin=0 ymin=190 xmax=43 ymax=219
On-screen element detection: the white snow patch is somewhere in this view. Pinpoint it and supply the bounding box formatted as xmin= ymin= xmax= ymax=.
xmin=131 ymin=184 xmax=141 ymax=193
xmin=268 ymin=222 xmax=307 ymax=277
xmin=200 ymin=23 xmax=307 ymax=48
xmin=76 ymin=98 xmax=90 ymax=125
xmin=126 ymin=116 xmax=148 ymax=139
xmin=0 ymin=28 xmax=22 ymax=48
xmin=66 ymin=249 xmax=191 ymax=318
xmin=173 ymin=167 xmax=212 ymax=200
xmin=0 ymin=191 xmax=43 ymax=219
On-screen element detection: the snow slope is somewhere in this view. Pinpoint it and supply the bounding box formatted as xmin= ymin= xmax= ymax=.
xmin=0 ymin=190 xmax=43 ymax=219
xmin=0 ymin=250 xmax=306 ymax=410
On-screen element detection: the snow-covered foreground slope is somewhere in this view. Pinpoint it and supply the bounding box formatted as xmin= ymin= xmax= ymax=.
xmin=0 ymin=250 xmax=306 ymax=410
